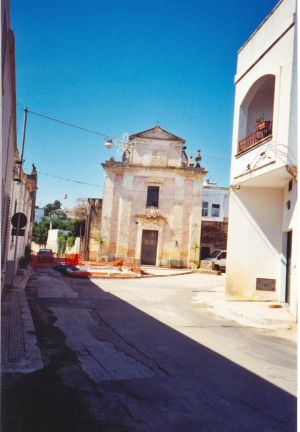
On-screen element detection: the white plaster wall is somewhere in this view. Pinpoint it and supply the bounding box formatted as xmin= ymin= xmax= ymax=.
xmin=46 ymin=229 xmax=58 ymax=253
xmin=1 ymin=2 xmax=17 ymax=285
xmin=281 ymin=179 xmax=298 ymax=316
xmin=288 ymin=199 xmax=298 ymax=317
xmin=226 ymin=188 xmax=283 ymax=300
xmin=287 ymin=20 xmax=298 ymax=164
xmin=237 ymin=0 xmax=296 ymax=78
xmin=227 ymin=0 xmax=297 ymax=316
xmin=6 ymin=180 xmax=36 ymax=274
xmin=202 ymin=187 xmax=229 ymax=222
xmin=282 ymin=179 xmax=297 ymax=230
xmin=231 ymin=23 xmax=295 ymax=183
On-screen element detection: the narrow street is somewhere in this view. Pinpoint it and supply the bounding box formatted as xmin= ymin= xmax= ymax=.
xmin=2 ymin=269 xmax=297 ymax=432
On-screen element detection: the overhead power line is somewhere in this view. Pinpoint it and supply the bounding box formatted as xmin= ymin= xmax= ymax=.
xmin=24 ymin=167 xmax=100 ymax=187
xmin=27 ymin=108 xmax=109 ymax=139
xmin=25 ymin=107 xmax=229 ymax=158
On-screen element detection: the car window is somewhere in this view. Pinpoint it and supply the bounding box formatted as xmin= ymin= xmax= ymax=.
xmin=210 ymin=250 xmax=220 ymax=258
xmin=218 ymin=252 xmax=226 ymax=259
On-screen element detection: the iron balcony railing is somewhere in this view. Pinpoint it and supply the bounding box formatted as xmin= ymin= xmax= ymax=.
xmin=238 ymin=121 xmax=272 ymax=154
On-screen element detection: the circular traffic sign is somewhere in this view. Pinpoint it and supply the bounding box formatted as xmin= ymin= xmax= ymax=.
xmin=11 ymin=212 xmax=27 ymax=228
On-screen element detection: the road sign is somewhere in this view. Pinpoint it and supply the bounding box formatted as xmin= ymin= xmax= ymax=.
xmin=11 ymin=228 xmax=25 ymax=236
xmin=11 ymin=212 xmax=27 ymax=228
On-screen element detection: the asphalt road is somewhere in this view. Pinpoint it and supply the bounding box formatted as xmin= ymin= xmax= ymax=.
xmin=2 ymin=269 xmax=297 ymax=432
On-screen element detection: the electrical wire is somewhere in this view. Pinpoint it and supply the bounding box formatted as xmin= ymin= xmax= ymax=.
xmin=24 ymin=166 xmax=100 ymax=187
xmin=27 ymin=108 xmax=109 ymax=139
xmin=24 ymin=107 xmax=229 ymax=158
xmin=24 ymin=166 xmax=229 ymax=196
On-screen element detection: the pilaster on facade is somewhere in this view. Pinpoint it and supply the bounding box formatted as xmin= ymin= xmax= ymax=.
xmin=100 ymin=126 xmax=207 ymax=268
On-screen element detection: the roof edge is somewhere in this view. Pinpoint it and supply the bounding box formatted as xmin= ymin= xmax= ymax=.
xmin=238 ymin=0 xmax=284 ymax=54
xmin=129 ymin=125 xmax=185 ymax=143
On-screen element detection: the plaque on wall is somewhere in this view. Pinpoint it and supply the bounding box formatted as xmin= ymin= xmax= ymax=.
xmin=256 ymin=278 xmax=276 ymax=291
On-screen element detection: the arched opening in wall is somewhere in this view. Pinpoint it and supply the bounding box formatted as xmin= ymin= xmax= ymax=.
xmin=238 ymin=74 xmax=275 ymax=154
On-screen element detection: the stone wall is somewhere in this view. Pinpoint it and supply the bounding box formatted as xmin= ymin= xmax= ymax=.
xmin=83 ymin=199 xmax=103 ymax=261
xmin=200 ymin=220 xmax=228 ymax=258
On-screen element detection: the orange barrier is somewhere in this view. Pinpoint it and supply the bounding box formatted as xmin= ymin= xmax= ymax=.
xmin=31 ymin=253 xmax=79 ymax=268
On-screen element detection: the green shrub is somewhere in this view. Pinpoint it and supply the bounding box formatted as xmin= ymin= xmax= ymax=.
xmin=18 ymin=256 xmax=28 ymax=269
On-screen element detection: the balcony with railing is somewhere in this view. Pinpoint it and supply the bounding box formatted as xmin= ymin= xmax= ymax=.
xmin=237 ymin=121 xmax=272 ymax=155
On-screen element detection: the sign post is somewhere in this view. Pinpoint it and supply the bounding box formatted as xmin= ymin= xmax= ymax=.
xmin=10 ymin=212 xmax=28 ymax=287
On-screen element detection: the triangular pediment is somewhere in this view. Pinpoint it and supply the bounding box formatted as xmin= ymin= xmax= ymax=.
xmin=129 ymin=126 xmax=185 ymax=142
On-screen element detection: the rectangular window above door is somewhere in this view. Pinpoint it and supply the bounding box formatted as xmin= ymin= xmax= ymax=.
xmin=146 ymin=186 xmax=159 ymax=208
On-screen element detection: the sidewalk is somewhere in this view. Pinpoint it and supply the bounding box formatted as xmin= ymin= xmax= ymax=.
xmin=143 ymin=269 xmax=297 ymax=341
xmin=1 ymin=268 xmax=43 ymax=373
xmin=191 ymin=279 xmax=297 ymax=342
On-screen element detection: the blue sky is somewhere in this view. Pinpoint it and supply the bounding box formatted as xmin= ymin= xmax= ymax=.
xmin=11 ymin=0 xmax=278 ymax=207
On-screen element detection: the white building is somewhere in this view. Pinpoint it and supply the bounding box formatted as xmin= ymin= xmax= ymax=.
xmin=202 ymin=182 xmax=229 ymax=222
xmin=226 ymin=0 xmax=298 ymax=317
xmin=200 ymin=182 xmax=229 ymax=259
xmin=1 ymin=0 xmax=37 ymax=287
xmin=1 ymin=0 xmax=17 ymax=284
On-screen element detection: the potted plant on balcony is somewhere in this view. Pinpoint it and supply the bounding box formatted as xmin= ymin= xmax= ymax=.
xmin=256 ymin=114 xmax=266 ymax=131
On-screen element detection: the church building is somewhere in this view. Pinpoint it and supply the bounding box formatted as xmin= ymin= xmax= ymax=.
xmin=100 ymin=125 xmax=206 ymax=268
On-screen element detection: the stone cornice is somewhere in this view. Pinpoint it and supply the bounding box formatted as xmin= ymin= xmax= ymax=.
xmin=102 ymin=161 xmax=207 ymax=177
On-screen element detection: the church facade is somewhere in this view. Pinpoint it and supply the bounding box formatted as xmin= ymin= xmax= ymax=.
xmin=100 ymin=126 xmax=206 ymax=268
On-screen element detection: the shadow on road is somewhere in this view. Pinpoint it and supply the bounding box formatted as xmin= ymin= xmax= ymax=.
xmin=1 ymin=271 xmax=297 ymax=432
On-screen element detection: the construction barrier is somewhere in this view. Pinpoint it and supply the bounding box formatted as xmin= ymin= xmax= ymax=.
xmin=31 ymin=253 xmax=79 ymax=268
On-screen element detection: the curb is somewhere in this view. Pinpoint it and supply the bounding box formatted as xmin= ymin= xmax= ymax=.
xmin=2 ymin=268 xmax=44 ymax=373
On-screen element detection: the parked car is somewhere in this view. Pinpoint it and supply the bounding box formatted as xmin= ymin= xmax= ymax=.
xmin=37 ymin=248 xmax=54 ymax=263
xmin=204 ymin=249 xmax=227 ymax=271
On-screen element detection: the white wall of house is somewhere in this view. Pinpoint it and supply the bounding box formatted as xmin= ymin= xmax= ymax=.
xmin=1 ymin=0 xmax=17 ymax=286
xmin=6 ymin=172 xmax=37 ymax=282
xmin=46 ymin=229 xmax=59 ymax=253
xmin=202 ymin=185 xmax=229 ymax=222
xmin=227 ymin=187 xmax=283 ymax=301
xmin=226 ymin=0 xmax=297 ymax=317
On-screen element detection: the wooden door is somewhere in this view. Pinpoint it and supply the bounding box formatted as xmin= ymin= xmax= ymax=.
xmin=141 ymin=230 xmax=158 ymax=265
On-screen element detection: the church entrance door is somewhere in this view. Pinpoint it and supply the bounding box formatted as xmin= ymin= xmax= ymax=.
xmin=141 ymin=230 xmax=158 ymax=265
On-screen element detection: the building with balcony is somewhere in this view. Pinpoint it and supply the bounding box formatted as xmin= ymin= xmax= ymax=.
xmin=100 ymin=125 xmax=206 ymax=268
xmin=226 ymin=0 xmax=298 ymax=316
xmin=200 ymin=182 xmax=229 ymax=260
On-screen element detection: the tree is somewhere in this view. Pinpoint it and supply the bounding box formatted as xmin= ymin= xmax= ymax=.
xmin=66 ymin=236 xmax=75 ymax=249
xmin=44 ymin=200 xmax=65 ymax=217
xmin=57 ymin=231 xmax=68 ymax=254
xmin=53 ymin=200 xmax=61 ymax=210
xmin=32 ymin=218 xmax=50 ymax=245
xmin=71 ymin=197 xmax=88 ymax=221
